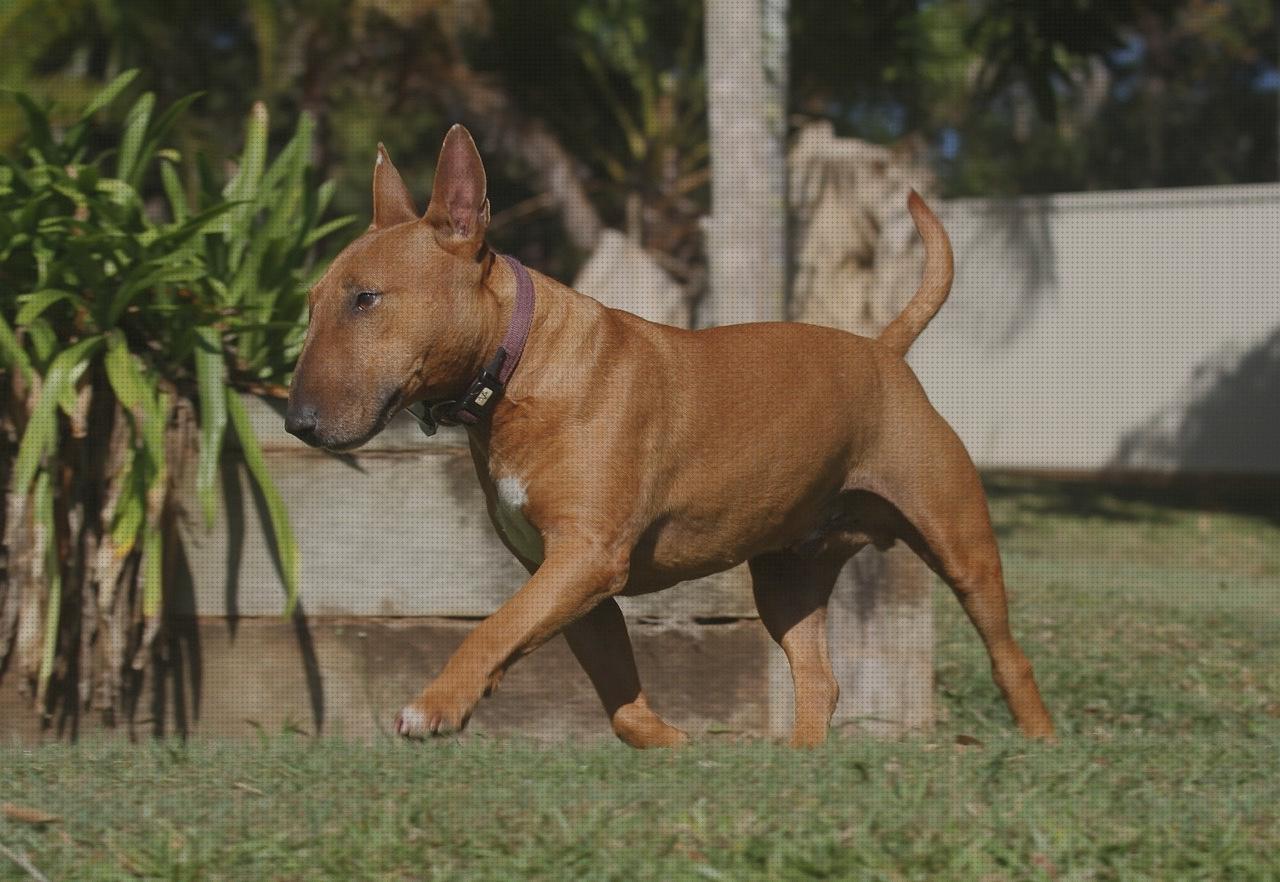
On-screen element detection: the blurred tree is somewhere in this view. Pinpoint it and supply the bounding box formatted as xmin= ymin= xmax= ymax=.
xmin=0 ymin=0 xmax=1275 ymax=254
xmin=0 ymin=0 xmax=259 ymax=151
xmin=793 ymin=0 xmax=1278 ymax=195
xmin=480 ymin=0 xmax=710 ymax=281
xmin=0 ymin=0 xmax=101 ymax=136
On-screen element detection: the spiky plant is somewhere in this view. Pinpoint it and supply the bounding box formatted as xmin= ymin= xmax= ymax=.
xmin=0 ymin=71 xmax=354 ymax=724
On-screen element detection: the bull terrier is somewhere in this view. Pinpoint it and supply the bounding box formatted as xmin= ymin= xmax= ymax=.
xmin=285 ymin=125 xmax=1054 ymax=747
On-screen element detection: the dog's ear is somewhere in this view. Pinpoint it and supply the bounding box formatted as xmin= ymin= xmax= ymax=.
xmin=424 ymin=124 xmax=490 ymax=253
xmin=371 ymin=144 xmax=419 ymax=228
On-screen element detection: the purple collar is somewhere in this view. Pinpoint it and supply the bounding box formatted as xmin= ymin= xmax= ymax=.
xmin=408 ymin=254 xmax=536 ymax=436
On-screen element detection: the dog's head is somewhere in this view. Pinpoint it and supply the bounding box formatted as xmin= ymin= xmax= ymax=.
xmin=286 ymin=125 xmax=495 ymax=450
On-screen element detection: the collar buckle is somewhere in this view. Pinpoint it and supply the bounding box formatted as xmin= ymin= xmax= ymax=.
xmin=449 ymin=348 xmax=508 ymax=427
xmin=407 ymin=399 xmax=443 ymax=437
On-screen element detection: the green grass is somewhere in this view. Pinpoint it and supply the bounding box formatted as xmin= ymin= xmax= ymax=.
xmin=3 ymin=476 xmax=1279 ymax=881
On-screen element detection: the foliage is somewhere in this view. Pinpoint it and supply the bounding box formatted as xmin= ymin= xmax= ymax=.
xmin=942 ymin=0 xmax=1275 ymax=194
xmin=570 ymin=3 xmax=707 ymax=193
xmin=0 ymin=1 xmax=1273 ymax=260
xmin=0 ymin=71 xmax=354 ymax=717
xmin=571 ymin=0 xmax=709 ymax=269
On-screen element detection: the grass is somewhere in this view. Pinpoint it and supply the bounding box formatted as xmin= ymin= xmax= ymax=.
xmin=2 ymin=475 xmax=1279 ymax=881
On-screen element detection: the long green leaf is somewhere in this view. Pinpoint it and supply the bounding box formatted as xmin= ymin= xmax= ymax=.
xmin=302 ymin=214 xmax=357 ymax=248
xmin=116 ymin=91 xmax=155 ymax=186
xmin=226 ymin=233 xmax=265 ymax=308
xmin=105 ymin=255 xmax=207 ymax=326
xmin=223 ymin=101 xmax=269 ymax=206
xmin=0 ymin=313 xmax=33 ymax=384
xmin=103 ymin=332 xmax=149 ymax=410
xmin=314 ymin=179 xmax=337 ymax=221
xmin=216 ymin=102 xmax=270 ymax=268
xmin=110 ymin=449 xmax=145 ymax=554
xmin=146 ymin=200 xmax=238 ymax=254
xmin=128 ymin=92 xmax=202 ymax=187
xmin=146 ymin=91 xmax=202 ymax=148
xmin=194 ymin=326 xmax=227 ymax=525
xmin=23 ymin=319 xmax=56 ymax=367
xmin=94 ymin=176 xmax=143 ymax=210
xmin=15 ymin=288 xmax=85 ymax=325
xmin=81 ymin=69 xmax=140 ymax=120
xmin=33 ymin=469 xmax=60 ymax=708
xmin=141 ymin=520 xmax=163 ymax=618
xmin=138 ymin=386 xmax=171 ymax=619
xmin=160 ymin=158 xmax=188 ymax=223
xmin=259 ymin=110 xmax=312 ymax=195
xmin=226 ymin=390 xmax=298 ymax=615
xmin=11 ymin=334 xmax=104 ymax=505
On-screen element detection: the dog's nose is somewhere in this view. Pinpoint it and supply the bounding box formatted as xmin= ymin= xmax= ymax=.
xmin=285 ymin=403 xmax=318 ymax=440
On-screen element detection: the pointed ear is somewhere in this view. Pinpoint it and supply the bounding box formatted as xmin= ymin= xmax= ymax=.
xmin=372 ymin=143 xmax=418 ymax=228
xmin=424 ymin=124 xmax=490 ymax=251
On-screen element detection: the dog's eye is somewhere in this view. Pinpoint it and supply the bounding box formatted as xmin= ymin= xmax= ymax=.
xmin=354 ymin=291 xmax=381 ymax=311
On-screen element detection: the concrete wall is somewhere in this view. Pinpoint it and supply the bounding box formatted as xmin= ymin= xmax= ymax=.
xmin=910 ymin=182 xmax=1280 ymax=474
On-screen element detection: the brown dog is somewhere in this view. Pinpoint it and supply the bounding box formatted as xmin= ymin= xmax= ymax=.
xmin=286 ymin=125 xmax=1054 ymax=747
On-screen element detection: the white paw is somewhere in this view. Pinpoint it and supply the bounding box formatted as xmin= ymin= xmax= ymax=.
xmin=395 ymin=705 xmax=427 ymax=738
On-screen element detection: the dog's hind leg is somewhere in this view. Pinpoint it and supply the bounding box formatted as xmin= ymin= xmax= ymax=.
xmin=749 ymin=550 xmax=846 ymax=747
xmin=863 ymin=426 xmax=1055 ymax=739
xmin=921 ymin=521 xmax=1054 ymax=738
xmin=563 ymin=598 xmax=689 ymax=748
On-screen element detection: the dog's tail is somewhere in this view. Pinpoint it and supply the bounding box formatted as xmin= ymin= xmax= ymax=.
xmin=877 ymin=190 xmax=954 ymax=357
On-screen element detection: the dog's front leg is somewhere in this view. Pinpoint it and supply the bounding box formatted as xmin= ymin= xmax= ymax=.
xmin=395 ymin=535 xmax=629 ymax=738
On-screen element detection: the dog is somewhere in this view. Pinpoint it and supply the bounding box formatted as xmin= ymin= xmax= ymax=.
xmin=285 ymin=125 xmax=1054 ymax=747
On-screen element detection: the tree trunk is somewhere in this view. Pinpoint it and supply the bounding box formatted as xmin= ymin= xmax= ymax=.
xmin=701 ymin=7 xmax=934 ymax=737
xmin=789 ymin=122 xmax=939 ymax=736
xmin=701 ymin=0 xmax=788 ymax=326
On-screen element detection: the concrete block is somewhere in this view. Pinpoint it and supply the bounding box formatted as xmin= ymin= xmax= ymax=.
xmin=0 ymin=618 xmax=771 ymax=743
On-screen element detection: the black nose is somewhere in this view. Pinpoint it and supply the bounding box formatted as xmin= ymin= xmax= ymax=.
xmin=285 ymin=403 xmax=318 ymax=440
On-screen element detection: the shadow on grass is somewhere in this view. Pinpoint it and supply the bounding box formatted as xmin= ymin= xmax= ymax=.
xmin=983 ymin=470 xmax=1280 ymax=535
xmin=988 ymin=325 xmax=1280 ymax=533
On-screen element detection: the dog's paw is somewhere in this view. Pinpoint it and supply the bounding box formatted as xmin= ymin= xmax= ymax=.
xmin=394 ymin=693 xmax=473 ymax=739
xmin=394 ymin=705 xmax=429 ymax=739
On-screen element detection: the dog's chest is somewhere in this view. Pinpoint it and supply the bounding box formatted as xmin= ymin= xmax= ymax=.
xmin=492 ymin=475 xmax=544 ymax=565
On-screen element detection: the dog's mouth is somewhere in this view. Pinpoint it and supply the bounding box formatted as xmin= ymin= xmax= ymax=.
xmin=315 ymin=387 xmax=406 ymax=453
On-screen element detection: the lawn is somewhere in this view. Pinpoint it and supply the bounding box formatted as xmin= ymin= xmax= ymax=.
xmin=2 ymin=476 xmax=1278 ymax=881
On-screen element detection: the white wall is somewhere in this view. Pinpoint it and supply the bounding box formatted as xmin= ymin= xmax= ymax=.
xmin=908 ymin=182 xmax=1280 ymax=474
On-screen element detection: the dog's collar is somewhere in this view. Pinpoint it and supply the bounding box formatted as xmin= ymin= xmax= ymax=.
xmin=407 ymin=254 xmax=536 ymax=437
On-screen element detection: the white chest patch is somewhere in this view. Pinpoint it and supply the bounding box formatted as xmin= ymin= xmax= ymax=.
xmin=496 ymin=476 xmax=527 ymax=509
xmin=493 ymin=476 xmax=544 ymax=565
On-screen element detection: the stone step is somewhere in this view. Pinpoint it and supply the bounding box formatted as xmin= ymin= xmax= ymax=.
xmin=0 ymin=617 xmax=769 ymax=743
